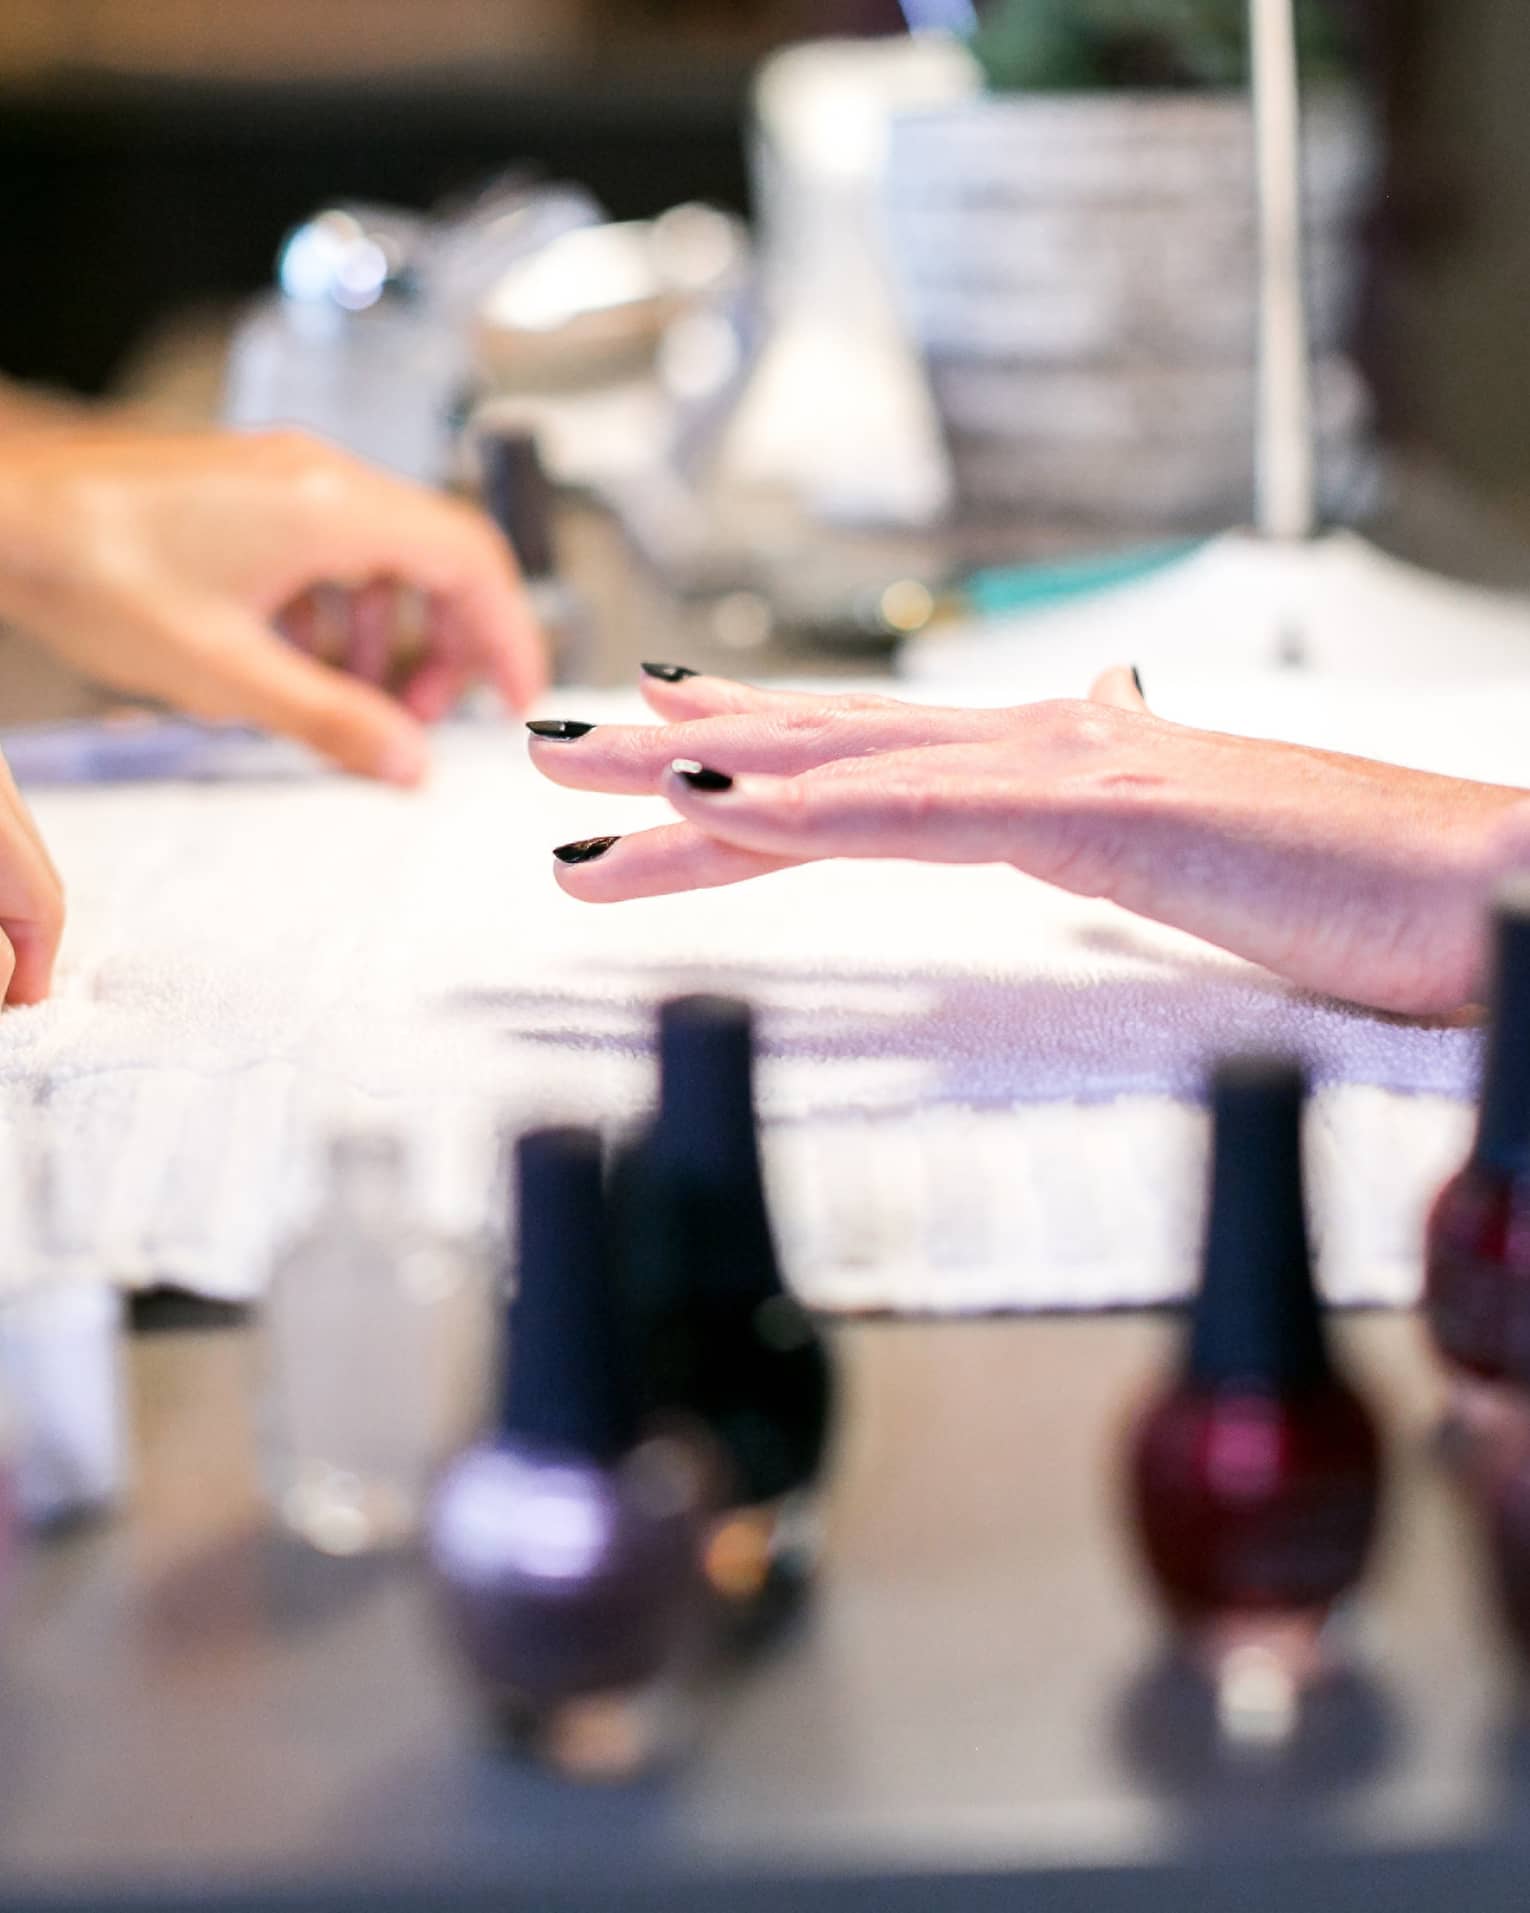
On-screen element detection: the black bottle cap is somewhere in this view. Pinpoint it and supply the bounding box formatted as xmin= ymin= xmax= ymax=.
xmin=656 ymin=994 xmax=763 ymax=1187
xmin=479 ymin=428 xmax=555 ymax=583
xmin=1187 ymin=1056 xmax=1330 ymax=1393
xmin=1475 ymin=880 xmax=1530 ymax=1174
xmin=499 ymin=1126 xmax=636 ymax=1461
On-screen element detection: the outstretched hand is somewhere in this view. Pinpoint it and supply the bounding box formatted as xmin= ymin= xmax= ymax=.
xmin=529 ymin=665 xmax=1530 ymax=1015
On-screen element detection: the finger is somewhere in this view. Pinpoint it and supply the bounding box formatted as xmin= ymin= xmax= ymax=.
xmin=551 ymin=821 xmax=798 ymax=902
xmin=0 ymin=747 xmax=62 ymax=889
xmin=530 ymin=700 xmax=1001 ymax=795
xmin=5 ymin=920 xmax=52 ymax=1006
xmin=636 ymin=666 xmax=892 ymax=725
xmin=660 ymin=745 xmax=1027 ymax=866
xmin=277 ymin=590 xmax=322 ymax=656
xmin=142 ymin=596 xmax=430 ymax=786
xmin=1088 ymin=663 xmax=1149 ymax=712
xmin=282 ymin=470 xmax=547 ymax=713
xmin=406 ymin=511 xmax=544 ymax=714
xmin=344 ymin=579 xmax=402 ymax=687
xmin=0 ymin=795 xmax=65 ymax=1004
xmin=399 ymin=654 xmax=472 ymax=725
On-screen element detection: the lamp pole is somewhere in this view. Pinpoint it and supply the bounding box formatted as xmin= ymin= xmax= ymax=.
xmin=1250 ymin=0 xmax=1316 ymax=545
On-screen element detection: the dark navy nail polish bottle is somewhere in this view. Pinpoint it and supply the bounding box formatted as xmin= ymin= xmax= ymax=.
xmin=427 ymin=1127 xmax=704 ymax=1777
xmin=615 ymin=996 xmax=835 ymax=1613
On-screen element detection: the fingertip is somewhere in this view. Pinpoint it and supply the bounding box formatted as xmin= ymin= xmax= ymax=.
xmin=1087 ymin=663 xmax=1148 ymax=712
xmin=376 ymin=725 xmax=431 ymax=788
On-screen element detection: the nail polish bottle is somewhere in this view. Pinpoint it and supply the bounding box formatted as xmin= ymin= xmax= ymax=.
xmin=0 ymin=1284 xmax=126 ymax=1529
xmin=475 ymin=422 xmax=591 ymax=683
xmin=1128 ymin=1059 xmax=1383 ymax=1693
xmin=1424 ymin=882 xmax=1530 ymax=1426
xmin=615 ymin=996 xmax=835 ymax=1615
xmin=427 ymin=1128 xmax=705 ymax=1779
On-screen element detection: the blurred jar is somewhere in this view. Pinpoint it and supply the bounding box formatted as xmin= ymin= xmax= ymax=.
xmin=883 ymin=91 xmax=1378 ymax=532
xmin=258 ymin=1131 xmax=497 ymax=1556
xmin=223 ymin=206 xmax=468 ymax=488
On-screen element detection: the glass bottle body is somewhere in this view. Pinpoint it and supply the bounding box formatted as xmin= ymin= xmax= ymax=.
xmin=260 ymin=1142 xmax=495 ymax=1555
xmin=427 ymin=1434 xmax=705 ymax=1777
xmin=1129 ymin=1378 xmax=1382 ymax=1660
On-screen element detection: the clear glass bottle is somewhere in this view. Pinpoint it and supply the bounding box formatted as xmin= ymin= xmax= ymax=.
xmin=259 ymin=1132 xmax=495 ymax=1556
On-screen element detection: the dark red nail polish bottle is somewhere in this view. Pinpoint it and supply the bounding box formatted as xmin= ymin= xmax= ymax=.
xmin=1425 ymin=884 xmax=1530 ymax=1419
xmin=1128 ymin=1058 xmax=1383 ymax=1691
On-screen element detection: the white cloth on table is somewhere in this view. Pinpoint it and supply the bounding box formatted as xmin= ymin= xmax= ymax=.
xmin=0 ymin=668 xmax=1518 ymax=1313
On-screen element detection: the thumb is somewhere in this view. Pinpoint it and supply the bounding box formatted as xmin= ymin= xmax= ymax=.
xmin=148 ymin=596 xmax=430 ymax=786
xmin=1088 ymin=664 xmax=1149 ymax=713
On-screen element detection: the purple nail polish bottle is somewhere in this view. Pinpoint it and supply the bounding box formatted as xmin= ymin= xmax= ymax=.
xmin=426 ymin=1127 xmax=705 ymax=1779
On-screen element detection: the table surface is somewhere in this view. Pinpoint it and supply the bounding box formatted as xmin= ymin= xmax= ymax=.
xmin=3 ymin=1312 xmax=1530 ymax=1912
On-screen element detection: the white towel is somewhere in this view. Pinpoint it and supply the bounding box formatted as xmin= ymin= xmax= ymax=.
xmin=0 ymin=671 xmax=1513 ymax=1313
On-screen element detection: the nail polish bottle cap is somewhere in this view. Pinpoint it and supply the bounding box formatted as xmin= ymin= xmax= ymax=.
xmin=479 ymin=428 xmax=555 ymax=583
xmin=500 ymin=1127 xmax=636 ymax=1462
xmin=1475 ymin=879 xmax=1530 ymax=1174
xmin=654 ymin=995 xmax=779 ymax=1293
xmin=1187 ymin=1056 xmax=1330 ymax=1393
xmin=657 ymin=994 xmax=761 ymax=1181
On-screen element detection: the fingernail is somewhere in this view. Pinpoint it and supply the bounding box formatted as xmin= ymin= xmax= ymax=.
xmin=1131 ymin=666 xmax=1145 ymax=698
xmin=553 ymin=835 xmax=620 ymax=865
xmin=671 ymin=758 xmax=733 ymax=793
xmin=527 ymin=719 xmax=596 ymax=741
xmin=641 ymin=662 xmax=699 ymax=683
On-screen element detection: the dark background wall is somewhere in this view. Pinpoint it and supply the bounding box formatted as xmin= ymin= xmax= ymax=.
xmin=0 ymin=2 xmax=1528 ymax=518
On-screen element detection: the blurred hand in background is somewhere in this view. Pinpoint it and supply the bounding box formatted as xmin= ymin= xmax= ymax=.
xmin=0 ymin=426 xmax=546 ymax=785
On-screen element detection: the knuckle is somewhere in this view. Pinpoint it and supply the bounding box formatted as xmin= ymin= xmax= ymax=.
xmin=839 ymin=691 xmax=893 ymax=718
xmin=774 ymin=705 xmax=845 ymax=752
xmin=1037 ymin=698 xmax=1118 ymax=755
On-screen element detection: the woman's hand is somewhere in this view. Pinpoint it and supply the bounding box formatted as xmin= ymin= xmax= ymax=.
xmin=0 ymin=748 xmax=64 ymax=1005
xmin=0 ymin=429 xmax=546 ymax=785
xmin=528 ymin=665 xmax=1530 ymax=1016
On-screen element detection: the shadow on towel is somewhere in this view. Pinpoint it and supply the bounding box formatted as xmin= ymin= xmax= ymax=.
xmin=440 ymin=950 xmax=1477 ymax=1113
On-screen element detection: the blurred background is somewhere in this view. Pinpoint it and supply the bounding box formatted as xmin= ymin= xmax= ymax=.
xmin=1 ymin=0 xmax=1528 ymax=679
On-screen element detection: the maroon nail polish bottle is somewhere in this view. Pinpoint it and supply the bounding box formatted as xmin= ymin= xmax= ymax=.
xmin=1128 ymin=1059 xmax=1383 ymax=1688
xmin=1425 ymin=883 xmax=1530 ymax=1417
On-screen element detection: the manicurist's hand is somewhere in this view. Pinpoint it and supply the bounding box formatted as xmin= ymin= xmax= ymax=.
xmin=0 ymin=748 xmax=64 ymax=1005
xmin=0 ymin=429 xmax=547 ymax=784
xmin=527 ymin=663 xmax=1530 ymax=1016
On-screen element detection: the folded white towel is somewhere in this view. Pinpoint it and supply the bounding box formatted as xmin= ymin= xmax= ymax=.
xmin=0 ymin=670 xmax=1510 ymax=1313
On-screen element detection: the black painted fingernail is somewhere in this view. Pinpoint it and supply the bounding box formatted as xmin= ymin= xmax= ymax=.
xmin=641 ymin=662 xmax=699 ymax=683
xmin=527 ymin=719 xmax=596 ymax=741
xmin=553 ymin=835 xmax=620 ymax=865
xmin=671 ymin=758 xmax=733 ymax=793
xmin=1131 ymin=666 xmax=1145 ymax=698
